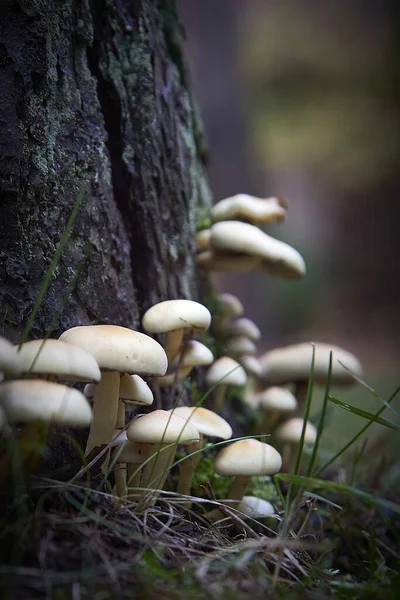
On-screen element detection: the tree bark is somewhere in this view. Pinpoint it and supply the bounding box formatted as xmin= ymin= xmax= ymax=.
xmin=0 ymin=0 xmax=210 ymax=340
xmin=0 ymin=0 xmax=212 ymax=474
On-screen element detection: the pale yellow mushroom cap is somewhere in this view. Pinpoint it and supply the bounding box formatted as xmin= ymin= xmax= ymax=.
xmin=217 ymin=293 xmax=244 ymax=318
xmin=260 ymin=342 xmax=363 ymax=385
xmin=224 ymin=317 xmax=261 ymax=341
xmin=255 ymin=386 xmax=298 ymax=413
xmin=0 ymin=336 xmax=23 ymax=376
xmin=0 ymin=379 xmax=92 ymax=426
xmin=215 ymin=439 xmax=282 ymax=476
xmin=17 ymin=339 xmax=101 ymax=382
xmin=127 ymin=410 xmax=200 ymax=445
xmin=119 ymin=374 xmax=153 ymax=405
xmin=212 ymin=194 xmax=287 ymax=224
xmin=205 ymin=357 xmax=247 ymax=388
xmin=170 ymin=340 xmax=214 ymax=368
xmin=225 ymin=336 xmax=257 ymax=358
xmin=240 ymin=355 xmax=263 ymax=378
xmin=59 ymin=325 xmax=167 ymax=377
xmin=238 ymin=496 xmax=275 ymax=518
xmin=170 ymin=406 xmax=232 ymax=440
xmin=142 ymin=300 xmax=211 ymax=337
xmin=275 ymin=418 xmax=317 ymax=445
xmin=210 ymin=221 xmax=306 ymax=279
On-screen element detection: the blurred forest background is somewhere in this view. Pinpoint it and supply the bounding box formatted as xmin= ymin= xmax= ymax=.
xmin=179 ymin=0 xmax=400 ymax=459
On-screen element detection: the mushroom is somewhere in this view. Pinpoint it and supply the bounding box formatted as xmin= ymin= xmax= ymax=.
xmin=205 ymin=357 xmax=247 ymax=413
xmin=59 ymin=325 xmax=167 ymax=467
xmin=195 ymin=229 xmax=211 ymax=250
xmin=0 ymin=336 xmax=23 ymax=381
xmin=169 ymin=406 xmax=232 ymax=502
xmin=260 ymin=342 xmax=363 ymax=413
xmin=211 ymin=439 xmax=282 ymax=519
xmin=252 ymin=386 xmax=298 ymax=435
xmin=210 ymin=221 xmax=306 ymax=279
xmin=274 ymin=418 xmax=317 ymax=472
xmin=225 ymin=336 xmax=257 ymax=359
xmin=216 ymin=293 xmax=244 ymax=319
xmin=142 ymin=299 xmax=211 ymax=363
xmin=212 ymin=194 xmax=287 ymax=224
xmin=126 ymin=410 xmax=200 ymax=501
xmin=157 ymin=340 xmax=214 ymax=387
xmin=0 ymin=379 xmax=92 ymax=477
xmin=222 ymin=317 xmax=261 ymax=341
xmin=110 ymin=430 xmax=152 ymax=499
xmin=238 ymin=496 xmax=275 ymax=519
xmin=239 ymin=355 xmax=264 ymax=380
xmin=17 ymin=339 xmax=101 ymax=383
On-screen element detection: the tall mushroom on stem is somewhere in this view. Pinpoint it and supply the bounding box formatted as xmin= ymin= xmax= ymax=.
xmin=260 ymin=342 xmax=363 ymax=415
xmin=209 ymin=438 xmax=282 ymax=521
xmin=142 ymin=299 xmax=211 ymax=363
xmin=251 ymin=386 xmax=298 ymax=435
xmin=169 ymin=406 xmax=232 ymax=504
xmin=59 ymin=325 xmax=167 ymax=470
xmin=126 ymin=410 xmax=200 ymax=503
xmin=274 ymin=418 xmax=317 ymax=473
xmin=205 ymin=357 xmax=247 ymax=414
xmin=0 ymin=380 xmax=92 ymax=478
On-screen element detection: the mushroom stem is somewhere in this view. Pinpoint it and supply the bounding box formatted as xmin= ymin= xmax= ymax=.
xmin=281 ymin=443 xmax=296 ymax=472
xmin=176 ymin=437 xmax=203 ymax=500
xmin=228 ymin=474 xmax=252 ymax=504
xmin=165 ymin=330 xmax=184 ymax=363
xmin=140 ymin=443 xmax=177 ymax=498
xmin=85 ymin=371 xmax=120 ymax=470
xmin=114 ymin=463 xmax=127 ymax=498
xmin=213 ymin=384 xmax=227 ymax=413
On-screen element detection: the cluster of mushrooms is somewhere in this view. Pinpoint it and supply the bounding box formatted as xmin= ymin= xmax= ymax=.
xmin=0 ymin=193 xmax=363 ymax=521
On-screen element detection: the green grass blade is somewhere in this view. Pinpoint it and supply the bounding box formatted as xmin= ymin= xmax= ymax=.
xmin=18 ymin=184 xmax=86 ymax=346
xmin=313 ymin=384 xmax=400 ymax=477
xmin=328 ymin=395 xmax=400 ymax=433
xmin=306 ymin=351 xmax=332 ymax=476
xmin=275 ymin=473 xmax=400 ymax=515
xmin=293 ymin=343 xmax=316 ymax=476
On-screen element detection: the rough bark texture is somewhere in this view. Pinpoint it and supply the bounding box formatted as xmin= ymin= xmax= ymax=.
xmin=0 ymin=0 xmax=212 ymax=475
xmin=0 ymin=0 xmax=211 ymax=342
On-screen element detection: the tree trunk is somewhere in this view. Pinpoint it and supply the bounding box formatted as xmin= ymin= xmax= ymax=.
xmin=0 ymin=0 xmax=212 ymax=474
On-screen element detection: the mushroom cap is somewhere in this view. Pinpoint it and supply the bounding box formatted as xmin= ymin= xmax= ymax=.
xmin=0 ymin=336 xmax=23 ymax=376
xmin=17 ymin=339 xmax=101 ymax=382
xmin=212 ymin=194 xmax=287 ymax=224
xmin=238 ymin=496 xmax=275 ymax=518
xmin=171 ymin=340 xmax=214 ymax=368
xmin=196 ymin=229 xmax=211 ymax=250
xmin=210 ymin=221 xmax=306 ymax=279
xmin=217 ymin=293 xmax=244 ymax=318
xmin=142 ymin=299 xmax=211 ymax=336
xmin=255 ymin=386 xmax=298 ymax=413
xmin=0 ymin=379 xmax=92 ymax=426
xmin=170 ymin=406 xmax=232 ymax=440
xmin=196 ymin=250 xmax=259 ymax=273
xmin=127 ymin=410 xmax=200 ymax=445
xmin=119 ymin=374 xmax=154 ymax=405
xmin=215 ymin=439 xmax=282 ymax=476
xmin=205 ymin=357 xmax=247 ymax=387
xmin=224 ymin=317 xmax=261 ymax=341
xmin=240 ymin=355 xmax=263 ymax=378
xmin=275 ymin=418 xmax=317 ymax=445
xmin=260 ymin=342 xmax=363 ymax=385
xmin=225 ymin=336 xmax=257 ymax=357
xmin=59 ymin=325 xmax=167 ymax=377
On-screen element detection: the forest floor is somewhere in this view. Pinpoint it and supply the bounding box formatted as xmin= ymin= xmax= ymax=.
xmin=1 ymin=438 xmax=400 ymax=600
